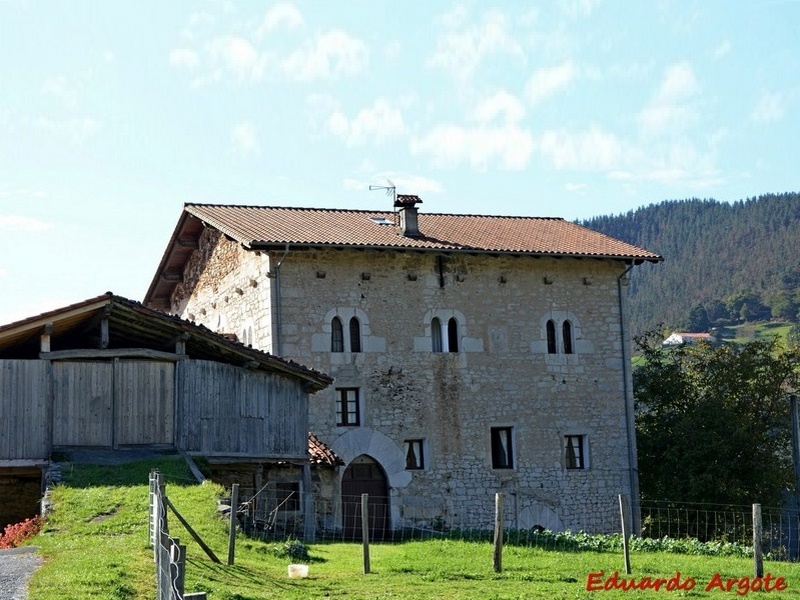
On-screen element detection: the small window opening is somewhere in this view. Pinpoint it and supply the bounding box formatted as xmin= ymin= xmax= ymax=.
xmin=431 ymin=317 xmax=443 ymax=352
xmin=331 ymin=317 xmax=344 ymax=352
xmin=447 ymin=318 xmax=459 ymax=352
xmin=349 ymin=317 xmax=362 ymax=353
xmin=546 ymin=320 xmax=557 ymax=354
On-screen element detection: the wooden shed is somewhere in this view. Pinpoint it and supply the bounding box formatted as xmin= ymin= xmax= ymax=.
xmin=0 ymin=293 xmax=332 ymax=528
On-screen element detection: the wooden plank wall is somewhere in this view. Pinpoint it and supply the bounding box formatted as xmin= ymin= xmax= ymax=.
xmin=52 ymin=361 xmax=114 ymax=446
xmin=178 ymin=360 xmax=308 ymax=458
xmin=115 ymin=360 xmax=174 ymax=445
xmin=0 ymin=360 xmax=51 ymax=460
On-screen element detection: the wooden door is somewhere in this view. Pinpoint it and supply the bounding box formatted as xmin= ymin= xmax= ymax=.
xmin=341 ymin=455 xmax=389 ymax=541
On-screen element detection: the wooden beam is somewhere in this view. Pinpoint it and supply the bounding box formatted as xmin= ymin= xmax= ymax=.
xmin=40 ymin=323 xmax=53 ymax=353
xmin=0 ymin=459 xmax=49 ymax=468
xmin=41 ymin=348 xmax=186 ymax=361
xmin=100 ymin=315 xmax=109 ymax=349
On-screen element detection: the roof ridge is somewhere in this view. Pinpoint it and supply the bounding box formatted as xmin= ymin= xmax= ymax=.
xmin=185 ymin=202 xmax=566 ymax=221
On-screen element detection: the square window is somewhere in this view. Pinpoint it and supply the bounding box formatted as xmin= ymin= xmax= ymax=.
xmin=491 ymin=427 xmax=514 ymax=469
xmin=275 ymin=482 xmax=300 ymax=511
xmin=565 ymin=435 xmax=587 ymax=469
xmin=336 ymin=388 xmax=360 ymax=426
xmin=404 ymin=439 xmax=425 ymax=470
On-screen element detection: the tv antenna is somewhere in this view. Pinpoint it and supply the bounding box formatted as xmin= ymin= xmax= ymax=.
xmin=369 ymin=180 xmax=397 ymax=223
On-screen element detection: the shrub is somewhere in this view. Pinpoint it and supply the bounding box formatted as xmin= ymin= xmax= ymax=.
xmin=0 ymin=516 xmax=42 ymax=549
xmin=267 ymin=536 xmax=310 ymax=562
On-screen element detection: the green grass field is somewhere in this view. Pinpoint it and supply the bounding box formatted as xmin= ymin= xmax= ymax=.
xmin=25 ymin=457 xmax=800 ymax=599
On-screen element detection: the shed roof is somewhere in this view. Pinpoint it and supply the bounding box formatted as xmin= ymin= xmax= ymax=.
xmin=0 ymin=293 xmax=332 ymax=392
xmin=145 ymin=203 xmax=663 ymax=309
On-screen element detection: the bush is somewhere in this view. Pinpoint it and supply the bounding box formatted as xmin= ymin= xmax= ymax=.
xmin=265 ymin=537 xmax=310 ymax=562
xmin=0 ymin=517 xmax=42 ymax=549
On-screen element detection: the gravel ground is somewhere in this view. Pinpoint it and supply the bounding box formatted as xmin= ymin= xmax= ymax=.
xmin=0 ymin=547 xmax=42 ymax=600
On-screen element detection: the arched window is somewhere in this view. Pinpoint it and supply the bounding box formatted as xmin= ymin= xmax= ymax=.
xmin=562 ymin=321 xmax=573 ymax=354
xmin=431 ymin=317 xmax=443 ymax=352
xmin=546 ymin=320 xmax=557 ymax=354
xmin=447 ymin=318 xmax=459 ymax=353
xmin=331 ymin=317 xmax=344 ymax=352
xmin=349 ymin=317 xmax=362 ymax=353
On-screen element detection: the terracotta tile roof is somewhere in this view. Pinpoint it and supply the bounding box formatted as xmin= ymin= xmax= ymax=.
xmin=308 ymin=433 xmax=343 ymax=467
xmin=184 ymin=203 xmax=663 ymax=261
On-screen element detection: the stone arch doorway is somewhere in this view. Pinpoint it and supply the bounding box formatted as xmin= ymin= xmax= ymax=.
xmin=341 ymin=455 xmax=389 ymax=541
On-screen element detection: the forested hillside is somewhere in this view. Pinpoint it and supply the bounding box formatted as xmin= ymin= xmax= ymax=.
xmin=582 ymin=192 xmax=800 ymax=336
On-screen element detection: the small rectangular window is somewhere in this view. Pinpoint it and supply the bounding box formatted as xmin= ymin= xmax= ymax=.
xmin=491 ymin=427 xmax=514 ymax=469
xmin=275 ymin=482 xmax=300 ymax=511
xmin=404 ymin=439 xmax=425 ymax=470
xmin=565 ymin=435 xmax=586 ymax=469
xmin=336 ymin=388 xmax=360 ymax=426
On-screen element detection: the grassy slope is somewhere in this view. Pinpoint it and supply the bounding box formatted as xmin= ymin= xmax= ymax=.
xmin=26 ymin=458 xmax=800 ymax=599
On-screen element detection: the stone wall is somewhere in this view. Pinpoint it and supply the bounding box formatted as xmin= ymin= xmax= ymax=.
xmin=0 ymin=469 xmax=42 ymax=529
xmin=172 ymin=234 xmax=636 ymax=534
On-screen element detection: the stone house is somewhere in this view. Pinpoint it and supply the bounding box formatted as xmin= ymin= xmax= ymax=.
xmin=144 ymin=197 xmax=662 ymax=537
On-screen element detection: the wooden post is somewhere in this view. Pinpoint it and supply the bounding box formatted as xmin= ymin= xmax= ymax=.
xmin=361 ymin=493 xmax=371 ymax=574
xmin=157 ymin=472 xmax=167 ymax=533
xmin=493 ymin=493 xmax=503 ymax=573
xmin=303 ymin=462 xmax=316 ymax=541
xmin=228 ymin=484 xmax=238 ymax=566
xmin=619 ymin=494 xmax=632 ymax=575
xmin=753 ymin=503 xmax=763 ymax=578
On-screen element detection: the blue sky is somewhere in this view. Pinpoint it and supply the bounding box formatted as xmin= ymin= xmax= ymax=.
xmin=1 ymin=0 xmax=798 ymax=325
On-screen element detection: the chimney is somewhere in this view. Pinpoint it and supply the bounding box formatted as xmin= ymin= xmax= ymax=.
xmin=394 ymin=194 xmax=423 ymax=237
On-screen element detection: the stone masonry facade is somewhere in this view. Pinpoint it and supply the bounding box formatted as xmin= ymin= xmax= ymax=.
xmin=171 ymin=229 xmax=636 ymax=534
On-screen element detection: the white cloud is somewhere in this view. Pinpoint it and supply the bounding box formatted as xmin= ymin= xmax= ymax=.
xmin=209 ymin=36 xmax=264 ymax=81
xmin=565 ymin=182 xmax=588 ymax=193
xmin=231 ymin=121 xmax=260 ymax=155
xmin=638 ymin=62 xmax=699 ymax=135
xmin=751 ymin=92 xmax=785 ymax=124
xmin=658 ymin=62 xmax=698 ymax=100
xmin=258 ymin=2 xmax=304 ymax=35
xmin=169 ymin=48 xmax=200 ymax=69
xmin=327 ymin=99 xmax=406 ymax=146
xmin=34 ymin=116 xmax=100 ymax=143
xmin=375 ymin=172 xmax=443 ymax=195
xmin=713 ymin=40 xmax=731 ymax=61
xmin=344 ymin=173 xmax=442 ymax=196
xmin=411 ymin=125 xmax=532 ymax=171
xmin=471 ymin=90 xmax=525 ymax=123
xmin=560 ymin=0 xmax=600 ymax=19
xmin=0 ymin=215 xmax=53 ymax=232
xmin=525 ymin=62 xmax=577 ymax=106
xmin=180 ymin=11 xmax=215 ymax=41
xmin=282 ymin=30 xmax=368 ymax=80
xmin=428 ymin=10 xmax=524 ymax=81
xmin=41 ymin=75 xmax=77 ymax=107
xmin=539 ymin=126 xmax=622 ymax=171
xmin=412 ymin=90 xmax=532 ymax=170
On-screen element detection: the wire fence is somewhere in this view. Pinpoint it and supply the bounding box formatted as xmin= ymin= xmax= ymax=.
xmin=150 ymin=470 xmax=208 ymax=600
xmin=229 ymin=486 xmax=800 ymax=562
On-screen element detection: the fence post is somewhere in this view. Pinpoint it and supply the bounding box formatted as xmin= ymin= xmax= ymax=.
xmin=493 ymin=493 xmax=503 ymax=573
xmin=173 ymin=541 xmax=186 ymax=598
xmin=753 ymin=503 xmax=763 ymax=578
xmin=619 ymin=494 xmax=632 ymax=575
xmin=228 ymin=483 xmax=239 ymax=566
xmin=361 ymin=493 xmax=371 ymax=574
